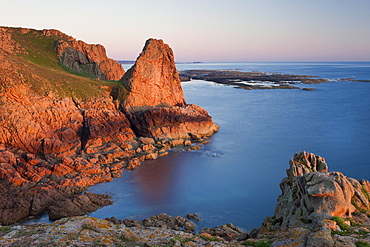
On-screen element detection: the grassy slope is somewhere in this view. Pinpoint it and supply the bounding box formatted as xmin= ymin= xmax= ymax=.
xmin=10 ymin=28 xmax=119 ymax=99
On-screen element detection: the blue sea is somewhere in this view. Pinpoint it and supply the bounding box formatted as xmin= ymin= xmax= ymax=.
xmin=31 ymin=62 xmax=370 ymax=231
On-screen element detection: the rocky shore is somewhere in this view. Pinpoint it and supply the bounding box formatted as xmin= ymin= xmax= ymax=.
xmin=0 ymin=27 xmax=369 ymax=247
xmin=0 ymin=152 xmax=369 ymax=246
xmin=0 ymin=27 xmax=218 ymax=225
xmin=179 ymin=69 xmax=328 ymax=90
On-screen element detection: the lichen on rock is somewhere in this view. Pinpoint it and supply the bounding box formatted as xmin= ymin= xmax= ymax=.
xmin=272 ymin=151 xmax=370 ymax=231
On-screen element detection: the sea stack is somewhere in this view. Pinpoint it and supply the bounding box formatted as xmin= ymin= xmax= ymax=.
xmin=120 ymin=38 xmax=186 ymax=111
xmin=120 ymin=38 xmax=219 ymax=139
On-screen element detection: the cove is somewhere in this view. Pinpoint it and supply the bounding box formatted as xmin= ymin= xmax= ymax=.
xmin=87 ymin=62 xmax=370 ymax=231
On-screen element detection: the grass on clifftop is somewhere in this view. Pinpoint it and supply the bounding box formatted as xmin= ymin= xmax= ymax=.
xmin=9 ymin=28 xmax=120 ymax=99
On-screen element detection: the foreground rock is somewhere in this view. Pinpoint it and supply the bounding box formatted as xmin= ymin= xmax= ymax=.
xmin=0 ymin=153 xmax=369 ymax=246
xmin=0 ymin=215 xmax=244 ymax=247
xmin=272 ymin=151 xmax=369 ymax=231
xmin=257 ymin=151 xmax=370 ymax=247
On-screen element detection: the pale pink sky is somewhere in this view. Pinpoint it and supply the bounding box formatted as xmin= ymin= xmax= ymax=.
xmin=1 ymin=0 xmax=369 ymax=62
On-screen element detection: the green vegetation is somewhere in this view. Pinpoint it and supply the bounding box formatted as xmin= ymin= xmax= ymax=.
xmin=0 ymin=226 xmax=11 ymax=232
xmin=14 ymin=229 xmax=43 ymax=237
xmin=9 ymin=28 xmax=122 ymax=99
xmin=331 ymin=216 xmax=351 ymax=231
xmin=300 ymin=218 xmax=312 ymax=224
xmin=116 ymin=234 xmax=145 ymax=247
xmin=58 ymin=62 xmax=96 ymax=79
xmin=362 ymin=185 xmax=370 ymax=201
xmin=171 ymin=236 xmax=194 ymax=244
xmin=0 ymin=226 xmax=11 ymax=236
xmin=81 ymin=223 xmax=96 ymax=231
xmin=242 ymin=240 xmax=273 ymax=247
xmin=198 ymin=234 xmax=222 ymax=242
xmin=356 ymin=241 xmax=370 ymax=247
xmin=11 ymin=28 xmax=61 ymax=69
xmin=331 ymin=216 xmax=369 ymax=238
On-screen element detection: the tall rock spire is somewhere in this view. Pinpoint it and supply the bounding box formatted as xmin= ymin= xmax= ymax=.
xmin=120 ymin=38 xmax=186 ymax=111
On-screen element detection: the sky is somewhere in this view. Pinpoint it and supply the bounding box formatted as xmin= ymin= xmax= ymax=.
xmin=1 ymin=0 xmax=369 ymax=62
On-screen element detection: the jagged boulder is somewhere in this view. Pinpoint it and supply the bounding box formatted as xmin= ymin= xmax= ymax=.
xmin=273 ymin=151 xmax=370 ymax=230
xmin=120 ymin=38 xmax=186 ymax=110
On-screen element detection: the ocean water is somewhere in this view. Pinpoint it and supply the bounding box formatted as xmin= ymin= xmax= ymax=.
xmin=29 ymin=62 xmax=370 ymax=231
xmin=85 ymin=62 xmax=370 ymax=231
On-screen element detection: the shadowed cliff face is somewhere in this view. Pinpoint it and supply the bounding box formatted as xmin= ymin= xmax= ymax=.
xmin=56 ymin=39 xmax=125 ymax=81
xmin=42 ymin=28 xmax=125 ymax=81
xmin=121 ymin=38 xmax=186 ymax=110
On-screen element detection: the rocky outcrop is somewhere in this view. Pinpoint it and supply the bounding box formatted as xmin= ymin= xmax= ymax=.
xmin=128 ymin=103 xmax=219 ymax=140
xmin=0 ymin=27 xmax=25 ymax=53
xmin=0 ymin=85 xmax=136 ymax=157
xmin=179 ymin=69 xmax=329 ymax=90
xmin=42 ymin=29 xmax=75 ymax=41
xmin=200 ymin=223 xmax=248 ymax=242
xmin=0 ymin=215 xmax=246 ymax=246
xmin=56 ymin=37 xmax=125 ymax=81
xmin=120 ymin=38 xmax=219 ymax=140
xmin=106 ymin=213 xmax=196 ymax=233
xmin=120 ymin=38 xmax=186 ymax=110
xmin=271 ymin=151 xmax=370 ymax=231
xmin=252 ymin=151 xmax=370 ymax=247
xmin=0 ymin=28 xmax=219 ymax=225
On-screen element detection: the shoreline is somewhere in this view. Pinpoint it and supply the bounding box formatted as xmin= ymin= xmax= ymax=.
xmin=2 ymin=152 xmax=369 ymax=247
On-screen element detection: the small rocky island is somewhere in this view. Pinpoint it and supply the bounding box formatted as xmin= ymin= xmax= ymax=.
xmin=179 ymin=69 xmax=328 ymax=90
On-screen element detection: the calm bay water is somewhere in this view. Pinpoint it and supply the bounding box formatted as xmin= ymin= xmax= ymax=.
xmin=29 ymin=62 xmax=370 ymax=231
xmin=86 ymin=62 xmax=370 ymax=231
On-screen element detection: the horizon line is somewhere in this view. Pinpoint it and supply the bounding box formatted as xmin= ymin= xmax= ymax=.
xmin=118 ymin=60 xmax=370 ymax=63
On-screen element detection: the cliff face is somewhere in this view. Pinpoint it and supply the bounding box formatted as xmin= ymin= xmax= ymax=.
xmin=0 ymin=27 xmax=218 ymax=224
xmin=56 ymin=38 xmax=125 ymax=81
xmin=121 ymin=38 xmax=186 ymax=110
